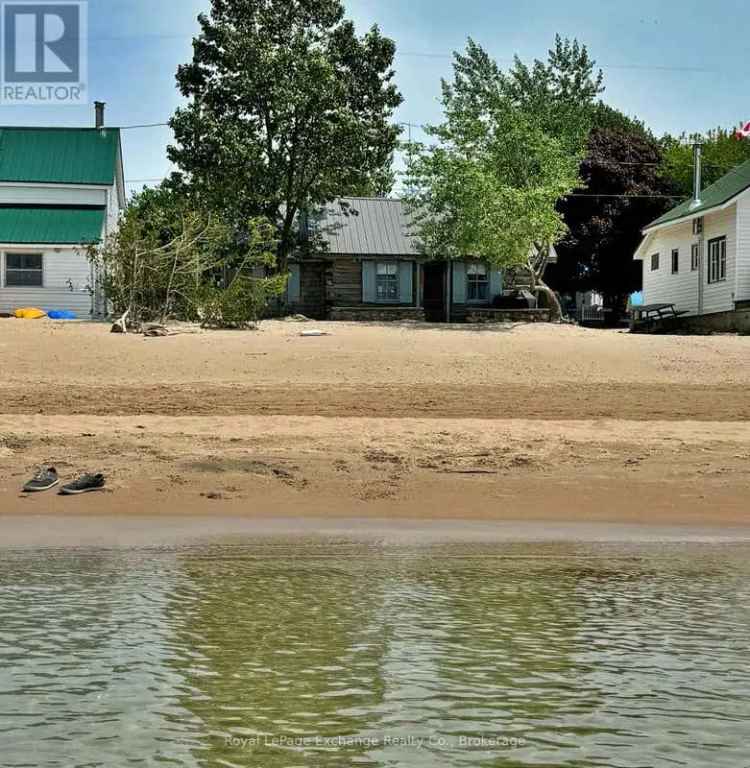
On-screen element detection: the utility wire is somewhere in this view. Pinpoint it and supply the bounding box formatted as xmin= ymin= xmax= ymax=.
xmin=119 ymin=122 xmax=170 ymax=130
xmin=80 ymin=30 xmax=717 ymax=74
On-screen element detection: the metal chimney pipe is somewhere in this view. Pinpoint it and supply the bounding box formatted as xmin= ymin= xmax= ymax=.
xmin=692 ymin=142 xmax=703 ymax=208
xmin=94 ymin=101 xmax=106 ymax=129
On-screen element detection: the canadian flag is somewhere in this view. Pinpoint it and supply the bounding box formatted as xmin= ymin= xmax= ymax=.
xmin=736 ymin=121 xmax=750 ymax=140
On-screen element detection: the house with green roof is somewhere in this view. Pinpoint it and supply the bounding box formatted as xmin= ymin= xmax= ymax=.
xmin=0 ymin=114 xmax=125 ymax=317
xmin=634 ymin=158 xmax=750 ymax=327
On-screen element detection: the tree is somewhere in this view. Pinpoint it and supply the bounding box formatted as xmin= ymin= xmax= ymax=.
xmin=550 ymin=126 xmax=673 ymax=316
xmin=661 ymin=126 xmax=750 ymax=198
xmin=168 ymin=0 xmax=403 ymax=272
xmin=406 ymin=37 xmax=602 ymax=319
xmin=90 ymin=185 xmax=285 ymax=329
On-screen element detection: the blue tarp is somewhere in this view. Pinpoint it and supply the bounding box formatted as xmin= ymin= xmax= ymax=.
xmin=46 ymin=310 xmax=77 ymax=320
xmin=629 ymin=292 xmax=644 ymax=307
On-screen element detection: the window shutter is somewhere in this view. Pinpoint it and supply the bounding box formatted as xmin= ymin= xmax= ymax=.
xmin=398 ymin=262 xmax=413 ymax=304
xmin=362 ymin=261 xmax=377 ymax=303
xmin=452 ymin=262 xmax=467 ymax=304
xmin=490 ymin=269 xmax=503 ymax=301
xmin=287 ymin=264 xmax=301 ymax=303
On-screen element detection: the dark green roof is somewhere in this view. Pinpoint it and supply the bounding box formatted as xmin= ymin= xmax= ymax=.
xmin=0 ymin=127 xmax=120 ymax=185
xmin=646 ymin=158 xmax=750 ymax=230
xmin=0 ymin=206 xmax=106 ymax=244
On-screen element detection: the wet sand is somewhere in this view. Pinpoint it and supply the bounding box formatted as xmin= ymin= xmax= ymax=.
xmin=1 ymin=319 xmax=749 ymax=527
xmin=2 ymin=514 xmax=749 ymax=548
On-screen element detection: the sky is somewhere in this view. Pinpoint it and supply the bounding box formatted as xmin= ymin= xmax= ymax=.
xmin=1 ymin=0 xmax=747 ymax=194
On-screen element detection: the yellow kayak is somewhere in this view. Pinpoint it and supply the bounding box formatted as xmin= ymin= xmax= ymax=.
xmin=14 ymin=308 xmax=47 ymax=320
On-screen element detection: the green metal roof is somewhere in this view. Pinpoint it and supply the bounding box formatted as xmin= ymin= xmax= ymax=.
xmin=0 ymin=127 xmax=120 ymax=185
xmin=646 ymin=158 xmax=750 ymax=230
xmin=0 ymin=206 xmax=106 ymax=244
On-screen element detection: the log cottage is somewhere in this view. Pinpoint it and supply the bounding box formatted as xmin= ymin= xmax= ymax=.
xmin=287 ymin=196 xmax=515 ymax=322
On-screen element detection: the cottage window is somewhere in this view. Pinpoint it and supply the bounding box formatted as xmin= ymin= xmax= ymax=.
xmin=671 ymin=249 xmax=679 ymax=274
xmin=467 ymin=263 xmax=489 ymax=301
xmin=707 ymin=237 xmax=727 ymax=284
xmin=376 ymin=262 xmax=399 ymax=303
xmin=5 ymin=253 xmax=43 ymax=287
xmin=651 ymin=253 xmax=660 ymax=271
xmin=691 ymin=243 xmax=700 ymax=272
xmin=693 ymin=217 xmax=704 ymax=236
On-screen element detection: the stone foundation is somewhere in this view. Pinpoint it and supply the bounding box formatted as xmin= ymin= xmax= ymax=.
xmin=466 ymin=308 xmax=552 ymax=324
xmin=670 ymin=309 xmax=750 ymax=334
xmin=329 ymin=306 xmax=426 ymax=322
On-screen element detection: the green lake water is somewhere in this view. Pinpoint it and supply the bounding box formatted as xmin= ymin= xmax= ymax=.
xmin=1 ymin=538 xmax=749 ymax=767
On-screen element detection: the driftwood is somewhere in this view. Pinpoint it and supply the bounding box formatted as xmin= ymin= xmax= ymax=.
xmin=110 ymin=309 xmax=130 ymax=334
xmin=143 ymin=324 xmax=201 ymax=338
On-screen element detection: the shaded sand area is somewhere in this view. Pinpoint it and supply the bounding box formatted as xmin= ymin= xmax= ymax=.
xmin=1 ymin=319 xmax=750 ymax=524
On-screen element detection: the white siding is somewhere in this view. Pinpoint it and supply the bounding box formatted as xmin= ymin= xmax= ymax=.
xmin=0 ymin=248 xmax=93 ymax=315
xmin=0 ymin=184 xmax=107 ymax=207
xmin=702 ymin=206 xmax=736 ymax=314
xmin=735 ymin=193 xmax=750 ymax=302
xmin=640 ymin=205 xmax=737 ymax=316
xmin=104 ymin=182 xmax=121 ymax=237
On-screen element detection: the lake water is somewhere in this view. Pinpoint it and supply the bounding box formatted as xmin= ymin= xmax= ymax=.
xmin=1 ymin=537 xmax=749 ymax=767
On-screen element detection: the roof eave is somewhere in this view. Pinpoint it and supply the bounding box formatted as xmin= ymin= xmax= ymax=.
xmin=643 ymin=185 xmax=750 ymax=234
xmin=0 ymin=241 xmax=99 ymax=247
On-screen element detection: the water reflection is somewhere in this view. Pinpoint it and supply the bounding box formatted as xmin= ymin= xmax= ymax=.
xmin=0 ymin=541 xmax=749 ymax=767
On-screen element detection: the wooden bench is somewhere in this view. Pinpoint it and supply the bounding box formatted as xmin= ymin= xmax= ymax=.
xmin=631 ymin=304 xmax=689 ymax=332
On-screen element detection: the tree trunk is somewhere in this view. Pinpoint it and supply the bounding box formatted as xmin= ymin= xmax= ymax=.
xmin=529 ymin=246 xmax=563 ymax=323
xmin=535 ymin=280 xmax=563 ymax=322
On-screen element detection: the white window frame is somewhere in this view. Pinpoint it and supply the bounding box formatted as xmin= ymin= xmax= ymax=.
xmin=2 ymin=251 xmax=45 ymax=288
xmin=707 ymin=237 xmax=727 ymax=284
xmin=650 ymin=253 xmax=660 ymax=272
xmin=691 ymin=243 xmax=700 ymax=272
xmin=671 ymin=249 xmax=679 ymax=275
xmin=466 ymin=263 xmax=489 ymax=303
xmin=375 ymin=261 xmax=399 ymax=304
xmin=693 ymin=217 xmax=704 ymax=236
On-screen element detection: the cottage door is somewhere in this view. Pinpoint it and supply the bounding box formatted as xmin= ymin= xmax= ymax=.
xmin=423 ymin=262 xmax=447 ymax=322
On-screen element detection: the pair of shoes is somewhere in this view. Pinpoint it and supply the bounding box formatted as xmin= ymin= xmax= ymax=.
xmin=23 ymin=468 xmax=106 ymax=495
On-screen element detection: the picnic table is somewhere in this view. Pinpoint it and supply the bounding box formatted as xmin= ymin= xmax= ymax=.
xmin=630 ymin=303 xmax=689 ymax=332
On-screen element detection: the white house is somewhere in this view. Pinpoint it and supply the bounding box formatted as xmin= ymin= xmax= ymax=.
xmin=0 ymin=110 xmax=125 ymax=317
xmin=634 ymin=159 xmax=750 ymax=324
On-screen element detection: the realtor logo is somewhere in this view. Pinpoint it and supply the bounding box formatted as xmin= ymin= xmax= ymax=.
xmin=1 ymin=0 xmax=87 ymax=104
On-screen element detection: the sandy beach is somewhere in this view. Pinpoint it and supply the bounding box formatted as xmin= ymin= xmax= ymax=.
xmin=1 ymin=318 xmax=749 ymax=524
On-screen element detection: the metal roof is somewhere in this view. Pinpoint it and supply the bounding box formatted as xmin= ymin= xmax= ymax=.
xmin=306 ymin=197 xmax=420 ymax=256
xmin=0 ymin=127 xmax=120 ymax=185
xmin=645 ymin=158 xmax=750 ymax=231
xmin=0 ymin=206 xmax=106 ymax=244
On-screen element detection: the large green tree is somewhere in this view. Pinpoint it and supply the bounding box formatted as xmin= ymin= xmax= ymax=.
xmin=169 ymin=0 xmax=403 ymax=271
xmin=550 ymin=125 xmax=674 ymax=316
xmin=406 ymin=37 xmax=602 ymax=316
xmin=661 ymin=126 xmax=750 ymax=198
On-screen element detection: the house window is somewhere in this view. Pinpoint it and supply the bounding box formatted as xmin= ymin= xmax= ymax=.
xmin=707 ymin=237 xmax=727 ymax=284
xmin=376 ymin=262 xmax=399 ymax=303
xmin=651 ymin=253 xmax=660 ymax=271
xmin=5 ymin=253 xmax=43 ymax=287
xmin=467 ymin=263 xmax=489 ymax=301
xmin=671 ymin=249 xmax=679 ymax=274
xmin=691 ymin=243 xmax=700 ymax=272
xmin=693 ymin=217 xmax=704 ymax=236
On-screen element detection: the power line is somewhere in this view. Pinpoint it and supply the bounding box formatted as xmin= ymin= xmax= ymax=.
xmin=564 ymin=193 xmax=683 ymax=199
xmin=119 ymin=122 xmax=170 ymax=130
xmin=395 ymin=50 xmax=714 ymax=74
xmin=74 ymin=28 xmax=720 ymax=75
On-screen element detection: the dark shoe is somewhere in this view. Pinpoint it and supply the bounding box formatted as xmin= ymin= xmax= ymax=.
xmin=59 ymin=474 xmax=106 ymax=495
xmin=23 ymin=467 xmax=59 ymax=493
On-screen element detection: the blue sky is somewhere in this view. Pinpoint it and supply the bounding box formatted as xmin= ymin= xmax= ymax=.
xmin=1 ymin=0 xmax=746 ymax=194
